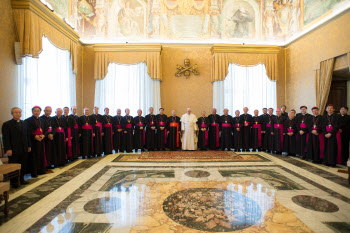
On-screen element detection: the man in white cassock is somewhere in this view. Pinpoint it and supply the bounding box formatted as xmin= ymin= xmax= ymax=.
xmin=181 ymin=108 xmax=198 ymax=150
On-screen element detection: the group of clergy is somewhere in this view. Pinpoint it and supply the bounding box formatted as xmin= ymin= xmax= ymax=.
xmin=2 ymin=104 xmax=349 ymax=187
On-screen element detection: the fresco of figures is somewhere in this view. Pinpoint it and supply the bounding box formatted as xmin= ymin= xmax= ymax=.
xmin=45 ymin=0 xmax=350 ymax=42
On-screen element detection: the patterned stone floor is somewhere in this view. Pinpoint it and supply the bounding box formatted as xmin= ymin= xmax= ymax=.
xmin=0 ymin=151 xmax=350 ymax=233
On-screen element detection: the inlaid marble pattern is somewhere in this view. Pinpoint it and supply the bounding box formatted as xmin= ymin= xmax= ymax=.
xmin=0 ymin=152 xmax=349 ymax=233
xmin=219 ymin=169 xmax=306 ymax=190
xmin=292 ymin=195 xmax=339 ymax=213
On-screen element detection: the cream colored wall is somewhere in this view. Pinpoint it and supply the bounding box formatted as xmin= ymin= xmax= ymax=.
xmin=82 ymin=46 xmax=96 ymax=112
xmin=286 ymin=10 xmax=350 ymax=111
xmin=0 ymin=0 xmax=18 ymax=128
xmin=160 ymin=46 xmax=213 ymax=117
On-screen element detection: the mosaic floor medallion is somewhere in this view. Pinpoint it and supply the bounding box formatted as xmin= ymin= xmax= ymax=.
xmin=84 ymin=197 xmax=122 ymax=214
xmin=292 ymin=195 xmax=339 ymax=212
xmin=163 ymin=188 xmax=262 ymax=232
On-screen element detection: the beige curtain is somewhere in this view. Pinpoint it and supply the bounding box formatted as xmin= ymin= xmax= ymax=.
xmin=211 ymin=52 xmax=278 ymax=82
xmin=13 ymin=9 xmax=79 ymax=74
xmin=315 ymin=58 xmax=335 ymax=113
xmin=94 ymin=51 xmax=162 ymax=81
xmin=348 ymin=52 xmax=350 ymax=72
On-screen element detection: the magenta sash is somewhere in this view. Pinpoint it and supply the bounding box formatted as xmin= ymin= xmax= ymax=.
xmin=126 ymin=124 xmax=133 ymax=129
xmin=159 ymin=122 xmax=167 ymax=144
xmin=116 ymin=124 xmax=123 ymax=136
xmin=95 ymin=122 xmax=102 ymax=133
xmin=67 ymin=127 xmax=72 ymax=158
xmin=211 ymin=123 xmax=219 ymax=147
xmin=137 ymin=122 xmax=146 ymax=145
xmin=266 ymin=123 xmax=271 ymax=128
xmin=47 ymin=127 xmax=52 ymax=133
xmin=82 ymin=124 xmax=94 ymax=152
xmin=274 ymin=124 xmax=284 ymax=150
xmin=252 ymin=124 xmax=262 ymax=147
xmin=326 ymin=126 xmax=342 ymax=163
xmin=287 ymin=128 xmax=294 ymax=133
xmin=201 ymin=123 xmax=208 ymax=145
xmin=74 ymin=124 xmax=79 ymax=129
xmin=56 ymin=127 xmax=67 ymax=159
xmin=235 ymin=123 xmax=240 ymax=128
xmin=32 ymin=128 xmax=47 ymax=166
xmin=104 ymin=123 xmax=114 ymax=150
xmin=312 ymin=127 xmax=324 ymax=159
xmin=222 ymin=123 xmax=232 ymax=127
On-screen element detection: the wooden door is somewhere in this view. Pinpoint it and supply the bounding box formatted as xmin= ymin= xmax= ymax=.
xmin=326 ymin=80 xmax=347 ymax=113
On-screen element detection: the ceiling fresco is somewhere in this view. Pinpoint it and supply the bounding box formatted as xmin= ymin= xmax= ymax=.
xmin=44 ymin=0 xmax=350 ymax=43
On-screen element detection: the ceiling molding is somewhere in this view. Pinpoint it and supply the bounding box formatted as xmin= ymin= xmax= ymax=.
xmin=93 ymin=43 xmax=162 ymax=52
xmin=211 ymin=44 xmax=281 ymax=54
xmin=11 ymin=0 xmax=80 ymax=43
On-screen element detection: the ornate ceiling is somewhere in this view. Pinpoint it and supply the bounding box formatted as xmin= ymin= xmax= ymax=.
xmin=43 ymin=0 xmax=350 ymax=44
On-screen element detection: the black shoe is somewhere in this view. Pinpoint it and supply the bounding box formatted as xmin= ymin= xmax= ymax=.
xmin=21 ymin=180 xmax=29 ymax=185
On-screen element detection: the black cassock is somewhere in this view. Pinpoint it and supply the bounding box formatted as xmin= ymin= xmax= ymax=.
xmin=112 ymin=115 xmax=123 ymax=152
xmin=251 ymin=116 xmax=264 ymax=150
xmin=40 ymin=115 xmax=55 ymax=166
xmin=323 ymin=114 xmax=341 ymax=166
xmin=69 ymin=114 xmax=80 ymax=159
xmin=263 ymin=115 xmax=275 ymax=151
xmin=260 ymin=113 xmax=268 ymax=149
xmin=156 ymin=114 xmax=168 ymax=150
xmin=307 ymin=115 xmax=324 ymax=163
xmin=339 ymin=114 xmax=350 ymax=164
xmin=91 ymin=114 xmax=104 ymax=156
xmin=240 ymin=114 xmax=253 ymax=150
xmin=283 ymin=118 xmax=297 ymax=155
xmin=63 ymin=115 xmax=74 ymax=160
xmin=79 ymin=115 xmax=94 ymax=158
xmin=145 ymin=114 xmax=157 ymax=151
xmin=272 ymin=116 xmax=285 ymax=153
xmin=232 ymin=116 xmax=242 ymax=150
xmin=2 ymin=119 xmax=31 ymax=182
xmin=167 ymin=116 xmax=181 ymax=150
xmin=25 ymin=116 xmax=46 ymax=176
xmin=208 ymin=114 xmax=220 ymax=150
xmin=220 ymin=115 xmax=233 ymax=150
xmin=52 ymin=116 xmax=68 ymax=166
xmin=296 ymin=113 xmax=312 ymax=158
xmin=122 ymin=115 xmax=134 ymax=152
xmin=134 ymin=116 xmax=145 ymax=151
xmin=102 ymin=115 xmax=113 ymax=155
xmin=197 ymin=117 xmax=209 ymax=150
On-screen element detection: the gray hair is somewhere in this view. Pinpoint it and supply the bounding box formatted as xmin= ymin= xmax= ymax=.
xmin=11 ymin=107 xmax=22 ymax=114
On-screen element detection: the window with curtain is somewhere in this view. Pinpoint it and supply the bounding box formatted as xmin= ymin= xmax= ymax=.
xmin=94 ymin=62 xmax=161 ymax=116
xmin=213 ymin=63 xmax=277 ymax=115
xmin=18 ymin=36 xmax=77 ymax=119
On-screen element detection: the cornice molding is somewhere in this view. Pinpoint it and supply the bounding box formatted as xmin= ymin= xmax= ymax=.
xmin=11 ymin=0 xmax=80 ymax=43
xmin=93 ymin=43 xmax=162 ymax=53
xmin=211 ymin=44 xmax=281 ymax=54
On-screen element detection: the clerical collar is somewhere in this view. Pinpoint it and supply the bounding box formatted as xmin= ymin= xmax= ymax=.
xmin=328 ymin=114 xmax=333 ymax=116
xmin=13 ymin=119 xmax=20 ymax=122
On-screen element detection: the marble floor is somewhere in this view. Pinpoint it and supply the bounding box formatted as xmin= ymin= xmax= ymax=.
xmin=1 ymin=151 xmax=350 ymax=233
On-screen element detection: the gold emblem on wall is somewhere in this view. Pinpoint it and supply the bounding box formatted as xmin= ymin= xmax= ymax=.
xmin=175 ymin=59 xmax=200 ymax=78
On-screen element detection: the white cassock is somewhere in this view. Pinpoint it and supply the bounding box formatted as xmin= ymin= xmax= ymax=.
xmin=180 ymin=113 xmax=198 ymax=150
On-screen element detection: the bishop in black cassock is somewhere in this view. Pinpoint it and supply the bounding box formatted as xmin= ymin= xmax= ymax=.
xmin=233 ymin=111 xmax=242 ymax=151
xmin=251 ymin=110 xmax=264 ymax=151
xmin=296 ymin=106 xmax=312 ymax=159
xmin=69 ymin=106 xmax=80 ymax=159
xmin=134 ymin=109 xmax=145 ymax=151
xmin=220 ymin=109 xmax=233 ymax=150
xmin=91 ymin=107 xmax=104 ymax=156
xmin=339 ymin=106 xmax=350 ymax=164
xmin=272 ymin=109 xmax=285 ymax=154
xmin=156 ymin=108 xmax=168 ymax=151
xmin=40 ymin=107 xmax=54 ymax=167
xmin=197 ymin=111 xmax=209 ymax=150
xmin=167 ymin=110 xmax=181 ymax=150
xmin=145 ymin=107 xmax=157 ymax=151
xmin=79 ymin=108 xmax=94 ymax=159
xmin=307 ymin=107 xmax=324 ymax=163
xmin=283 ymin=111 xmax=297 ymax=156
xmin=25 ymin=106 xmax=46 ymax=177
xmin=112 ymin=109 xmax=124 ymax=153
xmin=240 ymin=107 xmax=252 ymax=151
xmin=102 ymin=108 xmax=113 ymax=155
xmin=2 ymin=107 xmax=31 ymax=186
xmin=263 ymin=108 xmax=275 ymax=152
xmin=122 ymin=108 xmax=134 ymax=153
xmin=54 ymin=109 xmax=68 ymax=166
xmin=208 ymin=108 xmax=220 ymax=150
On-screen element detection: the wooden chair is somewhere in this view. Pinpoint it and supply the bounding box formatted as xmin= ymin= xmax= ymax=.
xmin=0 ymin=181 xmax=10 ymax=217
xmin=0 ymin=164 xmax=21 ymax=187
